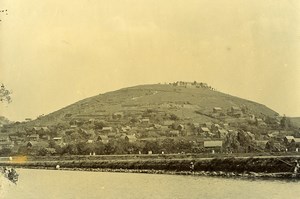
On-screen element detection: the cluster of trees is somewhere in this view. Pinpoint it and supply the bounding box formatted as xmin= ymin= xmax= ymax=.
xmin=0 ymin=84 xmax=11 ymax=103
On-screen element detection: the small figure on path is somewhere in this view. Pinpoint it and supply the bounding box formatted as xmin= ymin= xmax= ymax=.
xmin=294 ymin=160 xmax=299 ymax=175
xmin=190 ymin=162 xmax=195 ymax=173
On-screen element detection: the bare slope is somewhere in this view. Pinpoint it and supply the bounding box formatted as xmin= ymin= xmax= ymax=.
xmin=30 ymin=83 xmax=278 ymax=125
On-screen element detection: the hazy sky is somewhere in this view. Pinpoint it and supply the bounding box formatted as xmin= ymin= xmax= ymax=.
xmin=0 ymin=0 xmax=299 ymax=121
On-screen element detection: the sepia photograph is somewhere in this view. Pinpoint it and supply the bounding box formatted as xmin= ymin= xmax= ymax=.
xmin=0 ymin=0 xmax=300 ymax=198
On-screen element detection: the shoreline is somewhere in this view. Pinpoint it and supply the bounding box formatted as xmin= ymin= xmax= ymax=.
xmin=12 ymin=166 xmax=299 ymax=180
xmin=1 ymin=155 xmax=299 ymax=180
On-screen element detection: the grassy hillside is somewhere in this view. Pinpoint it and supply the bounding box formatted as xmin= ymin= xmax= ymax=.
xmin=290 ymin=117 xmax=300 ymax=128
xmin=25 ymin=83 xmax=278 ymax=126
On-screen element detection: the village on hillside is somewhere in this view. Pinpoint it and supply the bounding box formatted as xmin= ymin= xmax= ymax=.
xmin=0 ymin=82 xmax=299 ymax=157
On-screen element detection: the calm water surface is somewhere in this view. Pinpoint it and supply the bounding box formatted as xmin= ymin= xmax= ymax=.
xmin=2 ymin=169 xmax=300 ymax=199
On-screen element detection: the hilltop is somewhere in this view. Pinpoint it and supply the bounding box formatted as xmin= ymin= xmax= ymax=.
xmin=27 ymin=82 xmax=277 ymax=126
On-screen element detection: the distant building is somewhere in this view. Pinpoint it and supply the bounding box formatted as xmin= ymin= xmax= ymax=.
xmin=70 ymin=125 xmax=78 ymax=129
xmin=177 ymin=124 xmax=185 ymax=131
xmin=246 ymin=132 xmax=255 ymax=140
xmin=284 ymin=136 xmax=295 ymax=144
xmin=203 ymin=140 xmax=223 ymax=152
xmin=213 ymin=107 xmax=222 ymax=113
xmin=121 ymin=126 xmax=131 ymax=132
xmin=41 ymin=127 xmax=50 ymax=133
xmin=230 ymin=106 xmax=243 ymax=117
xmin=27 ymin=134 xmax=39 ymax=141
xmin=211 ymin=124 xmax=221 ymax=132
xmin=291 ymin=138 xmax=300 ymax=146
xmin=255 ymin=118 xmax=267 ymax=126
xmin=97 ymin=135 xmax=109 ymax=144
xmin=41 ymin=135 xmax=50 ymax=141
xmin=26 ymin=141 xmax=48 ymax=149
xmin=217 ymin=129 xmax=228 ymax=139
xmin=200 ymin=127 xmax=210 ymax=134
xmin=102 ymin=127 xmax=113 ymax=133
xmin=141 ymin=118 xmax=150 ymax=124
xmin=53 ymin=137 xmax=63 ymax=144
xmin=32 ymin=127 xmax=50 ymax=134
xmin=124 ymin=135 xmax=137 ymax=143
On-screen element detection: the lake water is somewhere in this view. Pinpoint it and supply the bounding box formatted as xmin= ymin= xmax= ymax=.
xmin=2 ymin=169 xmax=300 ymax=199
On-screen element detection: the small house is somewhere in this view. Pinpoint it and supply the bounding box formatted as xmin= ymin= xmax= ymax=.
xmin=53 ymin=137 xmax=63 ymax=144
xmin=213 ymin=107 xmax=222 ymax=113
xmin=70 ymin=125 xmax=78 ymax=129
xmin=27 ymin=134 xmax=39 ymax=141
xmin=203 ymin=140 xmax=223 ymax=152
xmin=124 ymin=135 xmax=137 ymax=143
xmin=230 ymin=106 xmax=243 ymax=117
xmin=211 ymin=124 xmax=221 ymax=132
xmin=26 ymin=141 xmax=48 ymax=149
xmin=102 ymin=127 xmax=113 ymax=133
xmin=153 ymin=124 xmax=162 ymax=129
xmin=284 ymin=136 xmax=295 ymax=144
xmin=41 ymin=127 xmax=50 ymax=133
xmin=246 ymin=132 xmax=255 ymax=140
xmin=177 ymin=124 xmax=185 ymax=131
xmin=97 ymin=135 xmax=109 ymax=144
xmin=217 ymin=129 xmax=228 ymax=139
xmin=121 ymin=126 xmax=131 ymax=132
xmin=256 ymin=118 xmax=267 ymax=126
xmin=86 ymin=140 xmax=94 ymax=144
xmin=292 ymin=138 xmax=300 ymax=146
xmin=200 ymin=127 xmax=210 ymax=134
xmin=41 ymin=135 xmax=50 ymax=140
xmin=141 ymin=118 xmax=150 ymax=124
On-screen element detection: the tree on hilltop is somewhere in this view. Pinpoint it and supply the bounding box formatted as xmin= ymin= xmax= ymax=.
xmin=0 ymin=83 xmax=12 ymax=103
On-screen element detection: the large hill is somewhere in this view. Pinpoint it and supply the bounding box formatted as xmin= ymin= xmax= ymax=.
xmin=26 ymin=82 xmax=278 ymax=126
